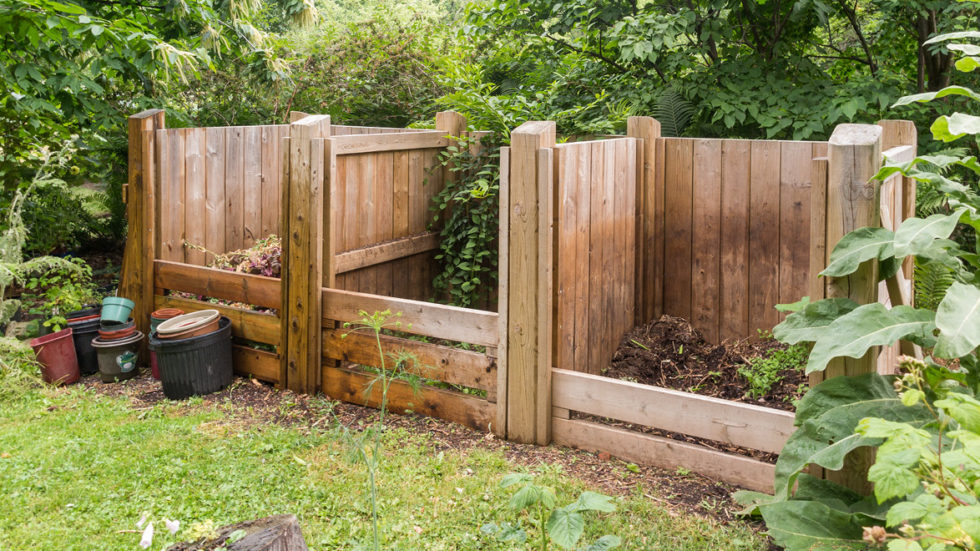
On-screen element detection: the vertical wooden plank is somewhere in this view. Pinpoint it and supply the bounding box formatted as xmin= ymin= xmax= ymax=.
xmin=779 ymin=141 xmax=814 ymax=319
xmin=162 ymin=129 xmax=186 ymax=263
xmin=555 ymin=145 xmax=576 ymax=371
xmin=623 ymin=139 xmax=637 ymax=339
xmin=809 ymin=143 xmax=829 ymax=304
xmin=407 ymin=150 xmax=425 ymax=301
xmin=601 ymin=141 xmax=617 ymax=369
xmin=343 ymin=154 xmax=361 ymax=290
xmin=878 ymin=120 xmax=918 ymax=281
xmin=691 ymin=139 xmax=722 ymax=342
xmin=205 ymin=128 xmax=226 ymax=264
xmin=587 ymin=141 xmax=606 ymax=374
xmin=243 ymin=126 xmax=263 ymax=247
xmin=627 ymin=117 xmax=661 ymax=323
xmin=322 ymin=138 xmax=337 ymax=290
xmin=748 ymin=141 xmax=780 ymax=335
xmin=653 ymin=137 xmax=666 ymax=318
xmin=225 ymin=127 xmax=245 ymax=253
xmin=662 ymin=139 xmax=693 ymax=320
xmin=260 ymin=126 xmax=280 ymax=239
xmin=184 ymin=128 xmax=206 ymax=266
xmin=496 ymin=146 xmax=511 ymax=437
xmin=360 ymin=153 xmax=377 ymax=294
xmin=120 ymin=109 xmax=164 ymax=357
xmin=572 ymin=144 xmax=592 ymax=373
xmin=156 ymin=129 xmax=171 ymax=259
xmin=505 ymin=122 xmax=555 ymax=445
xmin=720 ymin=140 xmax=751 ymax=340
xmin=376 ymin=152 xmax=394 ymax=296
xmin=391 ymin=151 xmax=410 ymax=299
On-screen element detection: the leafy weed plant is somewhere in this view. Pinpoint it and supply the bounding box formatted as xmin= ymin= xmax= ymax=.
xmin=736 ymin=335 xmax=808 ymax=399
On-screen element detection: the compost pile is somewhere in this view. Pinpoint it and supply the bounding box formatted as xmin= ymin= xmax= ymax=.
xmin=607 ymin=315 xmax=805 ymax=412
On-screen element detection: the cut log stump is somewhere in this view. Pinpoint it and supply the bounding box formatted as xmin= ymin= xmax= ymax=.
xmin=167 ymin=514 xmax=307 ymax=551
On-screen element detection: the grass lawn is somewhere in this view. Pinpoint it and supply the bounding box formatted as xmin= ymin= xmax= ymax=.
xmin=0 ymin=377 xmax=769 ymax=550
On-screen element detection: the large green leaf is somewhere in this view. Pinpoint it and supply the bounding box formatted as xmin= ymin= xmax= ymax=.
xmin=774 ymin=374 xmax=931 ymax=500
xmin=546 ymin=509 xmax=584 ymax=550
xmin=893 ymin=86 xmax=980 ymax=107
xmin=932 ymin=113 xmax=980 ymax=142
xmin=807 ymin=304 xmax=936 ymax=374
xmin=821 ymin=227 xmax=894 ymax=277
xmin=893 ymin=211 xmax=964 ymax=258
xmin=570 ymin=491 xmax=617 ymax=513
xmin=774 ymin=298 xmax=860 ymax=345
xmin=759 ymin=500 xmax=867 ymax=551
xmin=585 ymin=535 xmax=622 ymax=551
xmin=933 ymin=283 xmax=980 ymax=358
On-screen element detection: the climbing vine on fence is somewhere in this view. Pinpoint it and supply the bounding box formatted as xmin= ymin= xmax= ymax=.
xmin=430 ymin=134 xmax=502 ymax=308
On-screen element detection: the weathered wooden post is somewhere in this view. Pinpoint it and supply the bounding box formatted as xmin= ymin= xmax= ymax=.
xmin=499 ymin=121 xmax=555 ymax=445
xmin=627 ymin=116 xmax=661 ymax=324
xmin=820 ymin=123 xmax=883 ymax=492
xmin=281 ymin=115 xmax=330 ymax=394
xmin=121 ymin=109 xmax=166 ymax=357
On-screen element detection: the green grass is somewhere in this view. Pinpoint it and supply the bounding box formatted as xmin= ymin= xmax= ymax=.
xmin=0 ymin=384 xmax=768 ymax=550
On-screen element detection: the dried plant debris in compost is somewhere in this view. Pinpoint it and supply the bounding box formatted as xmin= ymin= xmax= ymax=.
xmin=606 ymin=315 xmax=806 ymax=412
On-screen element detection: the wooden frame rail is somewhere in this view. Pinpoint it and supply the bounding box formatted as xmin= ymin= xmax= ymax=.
xmin=331 ymin=132 xmax=450 ymax=155
xmin=334 ymin=232 xmax=439 ymax=274
xmin=321 ymin=287 xmax=499 ymax=347
xmin=154 ymin=260 xmax=281 ymax=309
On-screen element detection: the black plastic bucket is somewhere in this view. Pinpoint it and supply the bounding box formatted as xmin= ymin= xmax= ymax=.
xmin=67 ymin=316 xmax=101 ymax=375
xmin=149 ymin=317 xmax=233 ymax=400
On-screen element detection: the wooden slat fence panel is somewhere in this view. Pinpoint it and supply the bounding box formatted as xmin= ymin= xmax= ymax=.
xmin=647 ymin=137 xmax=829 ymax=342
xmin=329 ymin=144 xmax=444 ymax=299
xmin=553 ymin=138 xmax=638 ymax=374
xmin=154 ymin=125 xmax=289 ymax=265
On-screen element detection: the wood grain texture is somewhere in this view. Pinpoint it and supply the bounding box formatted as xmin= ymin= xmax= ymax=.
xmin=184 ymin=128 xmax=207 ymax=265
xmin=552 ymin=369 xmax=794 ymax=454
xmin=243 ymin=126 xmax=263 ymax=247
xmin=496 ymin=146 xmax=510 ymax=437
xmin=154 ymin=294 xmax=281 ymax=345
xmin=322 ymin=364 xmax=494 ymax=432
xmin=154 ymin=260 xmax=281 ymax=309
xmin=321 ymin=287 xmax=498 ymax=346
xmin=321 ymin=328 xmax=495 ymax=391
xmin=748 ymin=140 xmax=780 ymax=335
xmin=627 ymin=117 xmax=660 ymax=324
xmin=779 ymin=141 xmax=814 ymax=319
xmin=225 ymin=126 xmax=245 ymax=252
xmin=691 ymin=139 xmax=722 ymax=341
xmin=552 ymin=417 xmax=776 ymax=493
xmin=719 ymin=140 xmax=750 ymax=340
xmin=204 ymin=127 xmax=226 ymax=263
xmin=662 ymin=139 xmax=693 ymax=319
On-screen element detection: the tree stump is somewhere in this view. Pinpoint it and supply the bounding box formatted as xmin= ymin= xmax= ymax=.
xmin=167 ymin=514 xmax=308 ymax=551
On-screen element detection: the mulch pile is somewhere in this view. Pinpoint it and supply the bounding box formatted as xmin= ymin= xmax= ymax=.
xmin=607 ymin=315 xmax=806 ymax=412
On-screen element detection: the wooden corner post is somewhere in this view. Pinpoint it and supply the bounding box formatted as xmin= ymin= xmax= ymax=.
xmin=627 ymin=116 xmax=662 ymax=324
xmin=121 ymin=109 xmax=165 ymax=358
xmin=821 ymin=123 xmax=883 ymax=493
xmin=500 ymin=121 xmax=556 ymax=445
xmin=281 ymin=115 xmax=330 ymax=394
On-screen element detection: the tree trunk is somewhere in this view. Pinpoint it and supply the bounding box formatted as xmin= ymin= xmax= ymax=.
xmin=167 ymin=515 xmax=308 ymax=551
xmin=918 ymin=10 xmax=953 ymax=91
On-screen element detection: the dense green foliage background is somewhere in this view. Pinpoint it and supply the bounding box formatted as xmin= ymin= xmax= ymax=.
xmin=3 ymin=0 xmax=979 ymax=292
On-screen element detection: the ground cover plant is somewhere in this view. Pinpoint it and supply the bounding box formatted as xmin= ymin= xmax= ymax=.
xmin=738 ymin=30 xmax=980 ymax=551
xmin=0 ymin=367 xmax=770 ymax=550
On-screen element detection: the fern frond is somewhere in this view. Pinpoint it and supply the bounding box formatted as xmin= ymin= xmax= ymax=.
xmin=653 ymin=89 xmax=694 ymax=137
xmin=914 ymin=259 xmax=957 ymax=311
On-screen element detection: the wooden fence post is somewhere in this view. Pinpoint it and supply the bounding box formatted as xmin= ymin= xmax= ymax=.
xmin=500 ymin=121 xmax=556 ymax=445
xmin=627 ymin=116 xmax=661 ymax=324
xmin=821 ymin=123 xmax=883 ymax=493
xmin=281 ymin=115 xmax=330 ymax=394
xmin=120 ymin=109 xmax=165 ymax=358
xmin=878 ymin=119 xmax=918 ymax=283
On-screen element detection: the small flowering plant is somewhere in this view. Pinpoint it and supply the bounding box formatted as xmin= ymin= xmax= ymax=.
xmin=178 ymin=236 xmax=283 ymax=311
xmin=855 ymin=356 xmax=980 ymax=551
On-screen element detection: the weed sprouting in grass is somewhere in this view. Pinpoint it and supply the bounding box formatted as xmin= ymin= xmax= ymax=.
xmin=336 ymin=309 xmax=430 ymax=551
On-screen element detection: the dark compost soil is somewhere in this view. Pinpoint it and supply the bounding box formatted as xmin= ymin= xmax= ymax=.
xmin=606 ymin=315 xmax=806 ymax=412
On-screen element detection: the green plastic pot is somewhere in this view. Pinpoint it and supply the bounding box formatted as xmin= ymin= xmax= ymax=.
xmin=101 ymin=297 xmax=135 ymax=324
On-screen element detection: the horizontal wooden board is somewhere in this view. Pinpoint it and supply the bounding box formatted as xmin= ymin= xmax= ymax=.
xmin=153 ymin=295 xmax=280 ymax=346
xmin=321 ymin=288 xmax=499 ymax=346
xmin=232 ymin=345 xmax=279 ymax=383
xmin=331 ymin=132 xmax=450 ymax=155
xmin=154 ymin=260 xmax=281 ymax=309
xmin=551 ymin=369 xmax=794 ymax=454
xmin=321 ymin=328 xmax=495 ymax=391
xmin=334 ymin=232 xmax=439 ymax=274
xmin=331 ymin=125 xmax=430 ymax=136
xmin=322 ymin=364 xmax=495 ymax=432
xmin=552 ymin=417 xmax=776 ymax=492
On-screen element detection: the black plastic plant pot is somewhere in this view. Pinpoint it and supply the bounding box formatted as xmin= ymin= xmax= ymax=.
xmin=67 ymin=316 xmax=101 ymax=375
xmin=149 ymin=317 xmax=233 ymax=400
xmin=67 ymin=306 xmax=101 ymax=320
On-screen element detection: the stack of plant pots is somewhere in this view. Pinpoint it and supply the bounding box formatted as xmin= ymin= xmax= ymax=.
xmin=148 ymin=308 xmax=183 ymax=379
xmin=90 ymin=297 xmax=143 ymax=383
xmin=66 ymin=307 xmax=101 ymax=376
xmin=149 ymin=309 xmax=233 ymax=400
